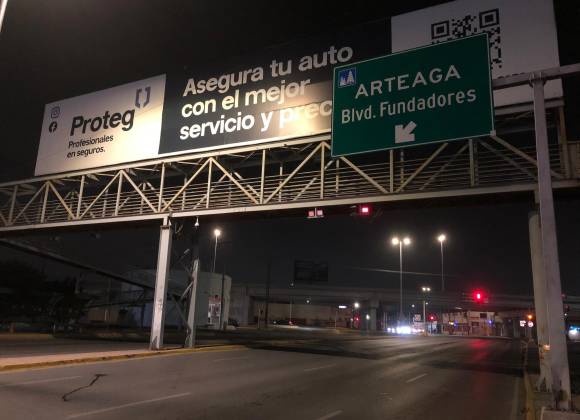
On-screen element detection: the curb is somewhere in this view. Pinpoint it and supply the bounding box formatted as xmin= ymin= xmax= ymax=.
xmin=523 ymin=340 xmax=537 ymax=420
xmin=0 ymin=344 xmax=246 ymax=372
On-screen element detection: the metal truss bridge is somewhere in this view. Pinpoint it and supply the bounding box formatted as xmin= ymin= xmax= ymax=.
xmin=0 ymin=130 xmax=578 ymax=233
xmin=1 ymin=64 xmax=579 ymax=233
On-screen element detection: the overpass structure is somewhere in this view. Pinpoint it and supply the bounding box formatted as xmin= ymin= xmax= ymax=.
xmin=1 ymin=64 xmax=580 ymax=406
xmin=0 ymin=66 xmax=578 ymax=234
xmin=244 ymin=284 xmax=580 ymax=317
xmin=0 ymin=129 xmax=578 ymax=233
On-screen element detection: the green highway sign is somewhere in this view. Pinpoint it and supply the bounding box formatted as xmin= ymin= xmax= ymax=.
xmin=331 ymin=34 xmax=494 ymax=156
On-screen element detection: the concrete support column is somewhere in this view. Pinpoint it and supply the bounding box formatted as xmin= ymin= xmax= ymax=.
xmin=369 ymin=298 xmax=378 ymax=332
xmin=185 ymin=221 xmax=201 ymax=348
xmin=185 ymin=258 xmax=200 ymax=348
xmin=533 ymin=79 xmax=571 ymax=409
xmin=150 ymin=217 xmax=172 ymax=350
xmin=369 ymin=307 xmax=377 ymax=331
xmin=529 ymin=210 xmax=552 ymax=390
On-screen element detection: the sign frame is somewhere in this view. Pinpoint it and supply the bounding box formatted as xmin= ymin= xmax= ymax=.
xmin=331 ymin=33 xmax=495 ymax=157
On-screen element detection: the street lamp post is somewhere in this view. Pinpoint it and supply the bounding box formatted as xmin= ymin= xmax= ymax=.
xmin=212 ymin=228 xmax=221 ymax=273
xmin=392 ymin=236 xmax=411 ymax=323
xmin=422 ymin=286 xmax=431 ymax=335
xmin=437 ymin=234 xmax=446 ymax=292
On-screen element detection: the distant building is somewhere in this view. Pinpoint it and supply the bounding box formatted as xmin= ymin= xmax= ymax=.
xmin=82 ymin=270 xmax=231 ymax=330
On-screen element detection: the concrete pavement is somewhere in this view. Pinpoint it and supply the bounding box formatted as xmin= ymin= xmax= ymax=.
xmin=0 ymin=335 xmax=524 ymax=419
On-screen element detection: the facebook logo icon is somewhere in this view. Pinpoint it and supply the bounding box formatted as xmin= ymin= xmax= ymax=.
xmin=338 ymin=68 xmax=356 ymax=87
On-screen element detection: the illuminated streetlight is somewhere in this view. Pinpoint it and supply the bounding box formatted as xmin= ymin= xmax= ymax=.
xmin=437 ymin=233 xmax=446 ymax=292
xmin=354 ymin=302 xmax=360 ymax=309
xmin=212 ymin=228 xmax=221 ymax=273
xmin=421 ymin=286 xmax=431 ymax=336
xmin=392 ymin=235 xmax=411 ymax=322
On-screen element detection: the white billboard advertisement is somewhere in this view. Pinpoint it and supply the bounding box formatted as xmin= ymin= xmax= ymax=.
xmin=33 ymin=21 xmax=388 ymax=176
xmin=35 ymin=75 xmax=166 ymax=176
xmin=391 ymin=0 xmax=562 ymax=109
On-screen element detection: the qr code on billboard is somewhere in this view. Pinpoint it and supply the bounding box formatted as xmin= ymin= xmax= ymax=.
xmin=430 ymin=8 xmax=502 ymax=70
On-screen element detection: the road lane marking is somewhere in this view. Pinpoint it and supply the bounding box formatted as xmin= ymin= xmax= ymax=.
xmin=315 ymin=410 xmax=343 ymax=420
xmin=0 ymin=375 xmax=82 ymax=387
xmin=509 ymin=377 xmax=521 ymax=420
xmin=405 ymin=373 xmax=428 ymax=383
xmin=66 ymin=392 xmax=191 ymax=418
xmin=304 ymin=364 xmax=336 ymax=372
xmin=212 ymin=356 xmax=249 ymax=362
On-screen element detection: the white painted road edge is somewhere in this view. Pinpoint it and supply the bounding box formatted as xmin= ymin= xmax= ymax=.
xmin=212 ymin=356 xmax=249 ymax=363
xmin=304 ymin=364 xmax=337 ymax=372
xmin=66 ymin=392 xmax=191 ymax=419
xmin=0 ymin=375 xmax=82 ymax=387
xmin=315 ymin=410 xmax=343 ymax=420
xmin=405 ymin=373 xmax=428 ymax=383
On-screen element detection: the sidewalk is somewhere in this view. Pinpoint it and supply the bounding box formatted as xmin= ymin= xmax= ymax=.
xmin=524 ymin=341 xmax=580 ymax=419
xmin=0 ymin=333 xmax=240 ymax=372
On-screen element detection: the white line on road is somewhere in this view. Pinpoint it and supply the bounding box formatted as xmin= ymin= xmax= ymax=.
xmin=315 ymin=410 xmax=343 ymax=420
xmin=0 ymin=376 xmax=82 ymax=387
xmin=212 ymin=356 xmax=249 ymax=362
xmin=509 ymin=377 xmax=521 ymax=420
xmin=66 ymin=392 xmax=191 ymax=419
xmin=304 ymin=364 xmax=337 ymax=372
xmin=405 ymin=373 xmax=428 ymax=383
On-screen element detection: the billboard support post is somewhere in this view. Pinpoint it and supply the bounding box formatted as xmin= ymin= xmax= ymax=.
xmin=150 ymin=216 xmax=172 ymax=350
xmin=532 ymin=75 xmax=571 ymax=409
xmin=529 ymin=210 xmax=551 ymax=391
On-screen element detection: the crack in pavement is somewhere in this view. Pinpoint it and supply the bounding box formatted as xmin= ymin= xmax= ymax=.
xmin=62 ymin=374 xmax=107 ymax=402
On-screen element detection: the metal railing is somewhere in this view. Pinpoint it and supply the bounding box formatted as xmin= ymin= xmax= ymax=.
xmin=0 ymin=135 xmax=578 ymax=231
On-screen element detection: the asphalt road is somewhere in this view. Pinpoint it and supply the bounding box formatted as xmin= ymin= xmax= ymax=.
xmin=0 ymin=335 xmax=523 ymax=420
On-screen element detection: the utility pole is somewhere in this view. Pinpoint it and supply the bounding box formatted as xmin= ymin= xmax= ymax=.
xmin=219 ymin=263 xmax=226 ymax=330
xmin=264 ymin=257 xmax=271 ymax=329
xmin=399 ymin=242 xmax=403 ymax=321
xmin=423 ymin=299 xmax=427 ymax=336
xmin=185 ymin=219 xmax=200 ymax=348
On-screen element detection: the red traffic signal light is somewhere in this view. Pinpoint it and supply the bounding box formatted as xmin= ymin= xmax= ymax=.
xmin=473 ymin=291 xmax=484 ymax=303
xmin=428 ymin=314 xmax=436 ymax=321
xmin=358 ymin=204 xmax=372 ymax=216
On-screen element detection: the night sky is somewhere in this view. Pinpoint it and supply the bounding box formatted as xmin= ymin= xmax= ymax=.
xmin=0 ymin=0 xmax=579 ymax=296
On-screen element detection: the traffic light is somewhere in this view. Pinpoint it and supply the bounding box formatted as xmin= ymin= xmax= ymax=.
xmin=474 ymin=290 xmax=484 ymax=303
xmin=428 ymin=314 xmax=436 ymax=321
xmin=527 ymin=314 xmax=533 ymax=321
xmin=358 ymin=204 xmax=372 ymax=216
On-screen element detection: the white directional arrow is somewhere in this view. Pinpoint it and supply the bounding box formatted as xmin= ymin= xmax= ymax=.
xmin=395 ymin=121 xmax=417 ymax=144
